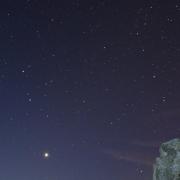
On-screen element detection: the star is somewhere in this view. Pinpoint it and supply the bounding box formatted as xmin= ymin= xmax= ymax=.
xmin=43 ymin=152 xmax=50 ymax=159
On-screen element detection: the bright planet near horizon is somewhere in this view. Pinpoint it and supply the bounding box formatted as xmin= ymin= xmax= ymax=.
xmin=43 ymin=152 xmax=50 ymax=159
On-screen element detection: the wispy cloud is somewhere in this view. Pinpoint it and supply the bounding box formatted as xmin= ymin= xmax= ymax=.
xmin=131 ymin=140 xmax=160 ymax=148
xmin=103 ymin=148 xmax=155 ymax=166
xmin=102 ymin=108 xmax=180 ymax=167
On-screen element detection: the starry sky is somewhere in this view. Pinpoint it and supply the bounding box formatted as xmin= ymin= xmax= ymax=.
xmin=0 ymin=0 xmax=180 ymax=179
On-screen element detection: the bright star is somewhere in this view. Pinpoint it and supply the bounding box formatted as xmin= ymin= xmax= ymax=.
xmin=43 ymin=152 xmax=49 ymax=159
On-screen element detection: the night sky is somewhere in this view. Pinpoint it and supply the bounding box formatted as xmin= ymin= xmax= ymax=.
xmin=0 ymin=0 xmax=180 ymax=179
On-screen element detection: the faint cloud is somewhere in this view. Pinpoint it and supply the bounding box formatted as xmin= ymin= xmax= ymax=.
xmin=103 ymin=148 xmax=155 ymax=166
xmin=131 ymin=140 xmax=160 ymax=148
